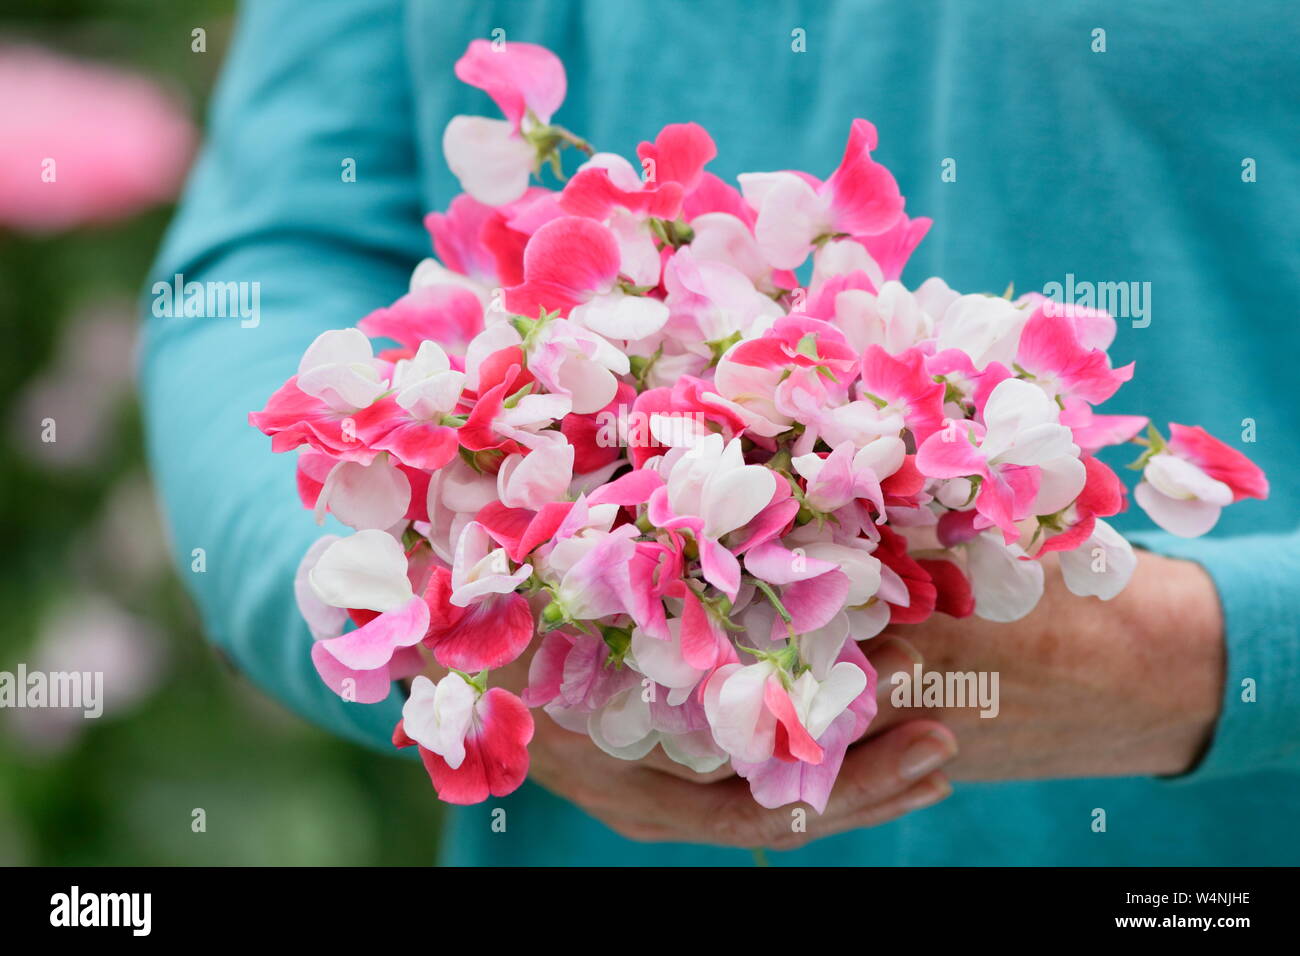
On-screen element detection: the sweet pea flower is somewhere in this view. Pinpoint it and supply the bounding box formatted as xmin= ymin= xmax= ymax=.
xmin=792 ymin=440 xmax=887 ymax=527
xmin=496 ymin=441 xmax=575 ymax=510
xmin=917 ymin=378 xmax=1082 ymax=541
xmin=739 ymin=119 xmax=904 ymax=269
xmin=295 ymin=328 xmax=388 ymax=412
xmin=934 ymin=294 xmax=1030 ymax=370
xmin=504 ymin=216 xmax=669 ymax=341
xmin=1057 ymin=519 xmax=1137 ymax=600
xmin=367 ymin=341 xmax=466 ymax=471
xmin=256 ymin=37 xmax=1274 ymax=810
xmin=731 ymin=643 xmax=877 ymax=813
xmin=443 ymin=40 xmax=567 ymax=206
xmin=703 ymin=656 xmax=868 ymax=767
xmin=831 ymin=280 xmax=934 ymax=355
xmin=648 ymin=434 xmax=777 ymax=598
xmin=307 ymin=530 xmax=431 ymax=703
xmin=396 ymin=673 xmax=534 ymax=804
xmin=422 ymin=522 xmax=534 ymax=671
xmin=961 ymin=529 xmax=1045 ymax=622
xmin=313 ymin=452 xmax=412 ymax=531
xmin=1013 ymin=304 xmax=1133 ymax=406
xmin=1135 ymin=425 xmax=1267 ymax=537
xmin=358 ymin=283 xmax=486 ymax=360
xmin=662 ymin=247 xmax=783 ymax=347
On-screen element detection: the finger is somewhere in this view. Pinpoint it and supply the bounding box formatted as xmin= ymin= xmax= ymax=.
xmin=635 ymin=721 xmax=956 ymax=848
xmin=640 ymin=745 xmax=735 ymax=783
xmin=862 ymin=636 xmax=926 ymax=735
xmin=817 ymin=719 xmax=958 ymax=823
xmin=768 ymin=772 xmax=952 ymax=851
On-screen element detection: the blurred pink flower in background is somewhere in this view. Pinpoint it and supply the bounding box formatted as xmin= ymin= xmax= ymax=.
xmin=0 ymin=43 xmax=195 ymax=232
xmin=4 ymin=594 xmax=167 ymax=754
xmin=12 ymin=301 xmax=138 ymax=467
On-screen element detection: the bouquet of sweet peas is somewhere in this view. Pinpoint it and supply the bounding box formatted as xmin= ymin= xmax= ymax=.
xmin=250 ymin=39 xmax=1268 ymax=810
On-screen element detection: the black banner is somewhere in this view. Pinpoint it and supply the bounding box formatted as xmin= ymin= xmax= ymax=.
xmin=0 ymin=866 xmax=1281 ymax=940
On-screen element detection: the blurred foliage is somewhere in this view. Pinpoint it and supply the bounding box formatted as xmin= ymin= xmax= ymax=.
xmin=0 ymin=0 xmax=444 ymax=864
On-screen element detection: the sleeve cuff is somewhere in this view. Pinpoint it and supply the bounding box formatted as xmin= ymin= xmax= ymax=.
xmin=1129 ymin=530 xmax=1300 ymax=782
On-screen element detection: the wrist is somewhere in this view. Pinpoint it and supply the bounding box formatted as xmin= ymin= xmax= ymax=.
xmin=1121 ymin=551 xmax=1226 ymax=774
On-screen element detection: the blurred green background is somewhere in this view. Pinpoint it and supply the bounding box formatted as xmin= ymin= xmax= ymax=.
xmin=0 ymin=0 xmax=444 ymax=865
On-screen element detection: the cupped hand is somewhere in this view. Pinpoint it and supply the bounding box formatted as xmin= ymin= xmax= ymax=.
xmin=422 ymin=637 xmax=957 ymax=850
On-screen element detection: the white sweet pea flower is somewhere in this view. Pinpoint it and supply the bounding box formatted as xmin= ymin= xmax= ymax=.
xmin=392 ymin=341 xmax=466 ymax=420
xmin=450 ymin=522 xmax=532 ymax=606
xmin=314 ymin=454 xmax=411 ymax=531
xmin=309 ymin=528 xmax=415 ymax=612
xmin=442 ymin=115 xmax=534 ymax=207
xmin=296 ymin=328 xmax=386 ymax=411
xmin=1058 ymin=519 xmax=1137 ymax=600
xmin=1135 ymin=453 xmax=1234 ymax=538
xmin=963 ymin=530 xmax=1045 ymax=622
xmin=935 ymin=294 xmax=1030 ymax=370
xmin=402 ymin=673 xmax=478 ymax=769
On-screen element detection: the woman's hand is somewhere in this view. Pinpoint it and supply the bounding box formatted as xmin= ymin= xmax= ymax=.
xmin=881 ymin=550 xmax=1225 ymax=780
xmin=422 ymin=638 xmax=958 ymax=849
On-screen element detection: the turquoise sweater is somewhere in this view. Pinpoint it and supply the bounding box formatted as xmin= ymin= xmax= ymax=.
xmin=142 ymin=0 xmax=1300 ymax=865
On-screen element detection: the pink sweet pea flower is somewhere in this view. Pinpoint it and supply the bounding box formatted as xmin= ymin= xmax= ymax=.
xmin=739 ymin=119 xmax=904 ymax=269
xmin=443 ymin=40 xmax=567 ymax=206
xmin=917 ymin=379 xmax=1080 ymax=542
xmin=458 ymin=361 xmax=572 ymax=452
xmin=357 ymin=284 xmax=485 ymax=361
xmin=855 ymin=212 xmax=932 ymax=283
xmin=859 ymin=344 xmax=947 ymax=444
xmin=1166 ymin=424 xmax=1269 ymax=502
xmin=728 ymin=315 xmax=859 ymax=377
xmin=828 ymin=281 xmax=934 ymax=356
xmin=423 ymin=195 xmax=502 ymax=289
xmin=307 ymin=530 xmax=431 ymax=703
xmin=422 ymin=522 xmax=535 ymax=671
xmin=792 ymin=441 xmax=887 ymax=529
xmin=635 ymin=122 xmax=718 ymax=195
xmin=1013 ymin=304 xmax=1133 ymax=405
xmin=560 ymin=152 xmax=684 ymax=222
xmin=505 ymin=216 xmax=670 ymax=341
xmin=396 ymin=675 xmax=534 ymax=804
xmin=536 ymin=513 xmax=640 ymax=625
xmin=250 ymin=371 xmax=401 ymax=465
xmin=1060 ymin=397 xmax=1148 ymax=455
xmin=1034 ymin=455 xmax=1127 ymax=556
xmin=629 ymin=619 xmax=712 ymax=705
xmin=496 ymin=441 xmax=575 ymax=510
xmin=1135 ymin=425 xmax=1267 ymax=537
xmin=662 ymin=247 xmax=784 ymax=351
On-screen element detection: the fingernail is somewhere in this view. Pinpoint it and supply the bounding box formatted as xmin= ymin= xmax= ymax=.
xmin=899 ymin=731 xmax=957 ymax=781
xmin=903 ymin=776 xmax=953 ymax=811
xmin=873 ymin=639 xmax=924 ymax=701
xmin=876 ymin=637 xmax=924 ymax=666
